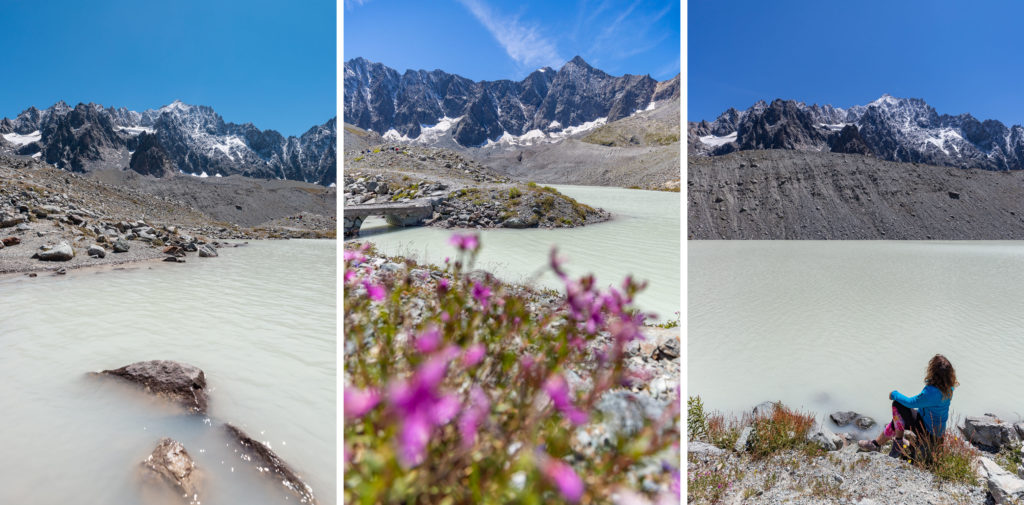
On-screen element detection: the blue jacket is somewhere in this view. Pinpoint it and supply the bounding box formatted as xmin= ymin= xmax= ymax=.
xmin=891 ymin=385 xmax=952 ymax=436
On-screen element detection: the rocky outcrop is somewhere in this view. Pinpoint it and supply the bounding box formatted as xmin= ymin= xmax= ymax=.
xmin=100 ymin=360 xmax=208 ymax=414
xmin=964 ymin=415 xmax=1021 ymax=451
xmin=225 ymin=423 xmax=318 ymax=505
xmin=142 ymin=438 xmax=199 ymax=501
xmin=829 ymin=124 xmax=873 ymax=155
xmin=976 ymin=457 xmax=1024 ymax=504
xmin=130 ymin=132 xmax=176 ymax=177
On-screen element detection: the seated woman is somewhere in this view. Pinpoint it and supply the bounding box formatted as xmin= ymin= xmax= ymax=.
xmin=858 ymin=354 xmax=958 ymax=457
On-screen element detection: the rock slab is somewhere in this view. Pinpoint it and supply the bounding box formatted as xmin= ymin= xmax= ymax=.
xmin=225 ymin=423 xmax=318 ymax=505
xmin=100 ymin=360 xmax=208 ymax=414
xmin=977 ymin=456 xmax=1024 ymax=504
xmin=36 ymin=241 xmax=74 ymax=261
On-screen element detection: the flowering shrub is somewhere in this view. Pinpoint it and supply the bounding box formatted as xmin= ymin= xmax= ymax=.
xmin=344 ymin=235 xmax=679 ymax=504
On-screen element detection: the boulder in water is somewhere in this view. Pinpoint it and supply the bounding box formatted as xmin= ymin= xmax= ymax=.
xmin=100 ymin=360 xmax=208 ymax=414
xmin=225 ymin=423 xmax=318 ymax=504
xmin=142 ymin=438 xmax=199 ymax=501
xmin=198 ymin=244 xmax=218 ymax=258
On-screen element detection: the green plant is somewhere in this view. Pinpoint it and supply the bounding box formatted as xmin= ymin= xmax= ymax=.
xmin=354 ymin=155 xmax=364 ymax=162
xmin=921 ymin=433 xmax=980 ymax=485
xmin=687 ymin=396 xmax=708 ymax=442
xmin=508 ymin=187 xmax=522 ymax=199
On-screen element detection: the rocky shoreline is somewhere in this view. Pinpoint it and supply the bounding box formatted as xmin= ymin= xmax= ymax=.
xmin=688 ymin=399 xmax=1024 ymax=504
xmin=1 ymin=155 xmax=335 ymax=275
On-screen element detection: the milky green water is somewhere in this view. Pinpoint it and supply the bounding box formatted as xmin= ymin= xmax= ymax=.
xmin=689 ymin=240 xmax=1024 ymax=428
xmin=0 ymin=240 xmax=335 ymax=504
xmin=349 ymin=185 xmax=681 ymax=322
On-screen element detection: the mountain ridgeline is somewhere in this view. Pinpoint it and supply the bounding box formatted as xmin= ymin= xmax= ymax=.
xmin=690 ymin=95 xmax=1024 ymax=172
xmin=0 ymin=101 xmax=337 ymax=185
xmin=343 ymin=56 xmax=670 ymax=147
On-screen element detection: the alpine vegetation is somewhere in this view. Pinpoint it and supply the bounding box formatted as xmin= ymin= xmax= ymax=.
xmin=344 ymin=236 xmax=680 ymax=504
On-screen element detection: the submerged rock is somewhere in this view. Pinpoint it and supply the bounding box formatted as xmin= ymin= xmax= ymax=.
xmin=225 ymin=423 xmax=318 ymax=504
xmin=100 ymin=360 xmax=208 ymax=414
xmin=143 ymin=438 xmax=199 ymax=502
xmin=830 ymin=411 xmax=859 ymax=427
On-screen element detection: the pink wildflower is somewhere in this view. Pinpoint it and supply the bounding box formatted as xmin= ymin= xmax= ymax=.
xmin=462 ymin=343 xmax=486 ymax=368
xmin=472 ymin=282 xmax=491 ymax=306
xmin=541 ymin=456 xmax=583 ymax=503
xmin=543 ymin=374 xmax=588 ymax=425
xmin=344 ymin=269 xmax=356 ymax=283
xmin=414 ymin=326 xmax=441 ymax=354
xmin=388 ymin=356 xmax=460 ymax=467
xmin=457 ymin=385 xmax=489 ymax=449
xmin=448 ymin=233 xmax=479 ymax=252
xmin=437 ymin=278 xmax=450 ymax=294
xmin=363 ymin=280 xmax=386 ymax=301
xmin=344 ymin=386 xmax=379 ymax=419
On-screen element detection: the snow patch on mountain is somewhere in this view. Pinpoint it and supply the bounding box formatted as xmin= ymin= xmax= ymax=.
xmin=3 ymin=130 xmax=41 ymax=145
xmin=700 ymin=132 xmax=737 ymax=146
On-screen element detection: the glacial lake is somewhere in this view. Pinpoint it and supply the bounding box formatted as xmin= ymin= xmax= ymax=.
xmin=689 ymin=240 xmax=1024 ymax=430
xmin=0 ymin=240 xmax=335 ymax=504
xmin=349 ymin=185 xmax=681 ymax=323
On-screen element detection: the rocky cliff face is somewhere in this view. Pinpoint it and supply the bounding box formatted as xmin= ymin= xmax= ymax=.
xmin=0 ymin=101 xmax=337 ymax=184
xmin=690 ymin=94 xmax=1024 ymax=171
xmin=343 ymin=56 xmax=663 ymax=147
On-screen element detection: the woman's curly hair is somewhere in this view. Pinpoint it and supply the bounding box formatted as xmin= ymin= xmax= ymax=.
xmin=925 ymin=354 xmax=958 ymax=399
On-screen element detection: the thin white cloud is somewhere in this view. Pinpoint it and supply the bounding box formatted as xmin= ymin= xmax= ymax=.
xmin=456 ymin=0 xmax=563 ymax=70
xmin=344 ymin=0 xmax=370 ymax=9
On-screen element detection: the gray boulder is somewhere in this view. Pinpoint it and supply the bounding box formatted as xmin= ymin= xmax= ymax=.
xmin=198 ymin=244 xmax=218 ymax=258
xmin=100 ymin=360 xmax=208 ymax=414
xmin=1 ymin=214 xmax=27 ymax=228
xmin=113 ymin=238 xmax=131 ymax=253
xmin=855 ymin=416 xmax=876 ymax=430
xmin=37 ymin=241 xmax=74 ymax=261
xmin=225 ymin=423 xmax=318 ymax=505
xmin=964 ymin=415 xmax=1021 ymax=450
xmin=596 ymin=391 xmax=670 ymax=438
xmin=734 ymin=426 xmax=753 ymax=452
xmin=87 ymin=244 xmax=106 ymax=258
xmin=830 ymin=411 xmax=859 ymax=427
xmin=688 ymin=441 xmax=726 ymax=459
xmin=143 ymin=438 xmax=198 ymax=499
xmin=752 ymin=401 xmax=778 ymax=417
xmin=977 ymin=456 xmax=1024 ymax=504
xmin=807 ymin=424 xmax=843 ymax=451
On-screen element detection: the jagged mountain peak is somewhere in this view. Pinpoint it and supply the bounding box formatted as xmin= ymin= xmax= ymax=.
xmin=1 ymin=100 xmax=336 ymax=184
xmin=691 ymin=94 xmax=1024 ymax=172
xmin=344 ymin=57 xmax=660 ymax=147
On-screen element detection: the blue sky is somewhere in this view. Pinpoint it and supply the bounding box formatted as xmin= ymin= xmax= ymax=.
xmin=0 ymin=0 xmax=334 ymax=136
xmin=343 ymin=0 xmax=680 ymax=82
xmin=690 ymin=0 xmax=1024 ymax=127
